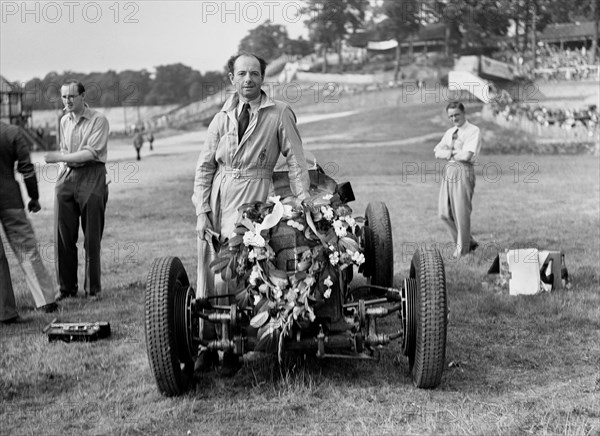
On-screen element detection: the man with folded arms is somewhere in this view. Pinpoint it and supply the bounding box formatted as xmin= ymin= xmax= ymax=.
xmin=434 ymin=101 xmax=482 ymax=259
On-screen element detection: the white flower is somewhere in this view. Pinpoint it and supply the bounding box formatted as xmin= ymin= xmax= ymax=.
xmin=329 ymin=251 xmax=340 ymax=266
xmin=287 ymin=219 xmax=305 ymax=232
xmin=321 ymin=205 xmax=334 ymax=221
xmin=249 ymin=266 xmax=261 ymax=286
xmin=324 ymin=288 xmax=332 ymax=299
xmin=343 ymin=215 xmax=356 ymax=228
xmin=253 ymin=294 xmax=261 ymax=305
xmin=273 ymin=287 xmax=282 ymax=300
xmin=332 ymin=220 xmax=347 ymax=238
xmin=282 ymin=204 xmax=294 ymax=218
xmin=268 ymin=195 xmax=281 ymax=203
xmin=322 ymin=194 xmax=333 ymax=201
xmin=248 ymin=249 xmax=257 ymax=260
xmin=243 ymin=230 xmax=265 ymax=247
xmin=352 ymin=251 xmax=365 ymax=265
xmin=323 ymin=275 xmax=333 ymax=288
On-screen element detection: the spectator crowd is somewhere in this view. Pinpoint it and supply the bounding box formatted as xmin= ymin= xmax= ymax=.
xmin=490 ymin=91 xmax=598 ymax=135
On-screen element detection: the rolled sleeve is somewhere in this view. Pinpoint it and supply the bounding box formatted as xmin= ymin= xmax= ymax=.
xmin=81 ymin=116 xmax=109 ymax=161
xmin=278 ymin=106 xmax=309 ymax=199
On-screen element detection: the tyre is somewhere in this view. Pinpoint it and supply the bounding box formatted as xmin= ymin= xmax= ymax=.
xmin=408 ymin=247 xmax=447 ymax=389
xmin=145 ymin=257 xmax=195 ymax=396
xmin=362 ymin=202 xmax=394 ymax=287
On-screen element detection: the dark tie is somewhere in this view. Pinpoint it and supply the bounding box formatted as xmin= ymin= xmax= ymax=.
xmin=450 ymin=128 xmax=459 ymax=148
xmin=238 ymin=103 xmax=250 ymax=142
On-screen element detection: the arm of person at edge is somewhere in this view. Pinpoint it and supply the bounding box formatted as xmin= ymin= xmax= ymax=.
xmin=45 ymin=116 xmax=109 ymax=164
xmin=192 ymin=116 xmax=220 ymax=238
xmin=278 ymin=105 xmax=310 ymax=202
xmin=15 ymin=127 xmax=41 ymax=213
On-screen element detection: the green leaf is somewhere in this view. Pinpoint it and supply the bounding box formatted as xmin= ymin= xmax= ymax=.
xmin=254 ymin=297 xmax=268 ymax=312
xmin=324 ymin=228 xmax=338 ymax=244
xmin=235 ymin=287 xmax=250 ymax=307
xmin=293 ymin=271 xmax=307 ymax=283
xmin=239 ymin=217 xmax=255 ymax=231
xmin=250 ymin=311 xmax=270 ymax=328
xmin=209 ymin=256 xmax=230 ymax=273
xmin=338 ymin=237 xmax=359 ymax=253
xmin=228 ymin=234 xmax=244 ymax=247
xmin=233 ymin=226 xmax=248 ymax=235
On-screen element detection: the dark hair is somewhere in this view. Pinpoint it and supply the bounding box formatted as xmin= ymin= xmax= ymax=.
xmin=62 ymin=80 xmax=85 ymax=95
xmin=446 ymin=101 xmax=465 ymax=112
xmin=227 ymin=53 xmax=267 ymax=77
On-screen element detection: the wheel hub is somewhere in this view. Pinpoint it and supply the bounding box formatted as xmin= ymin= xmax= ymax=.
xmin=402 ymin=278 xmax=417 ymax=357
xmin=173 ymin=284 xmax=195 ymax=362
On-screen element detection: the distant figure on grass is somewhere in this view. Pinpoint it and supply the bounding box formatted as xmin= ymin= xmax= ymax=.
xmin=147 ymin=131 xmax=154 ymax=151
xmin=133 ymin=132 xmax=144 ymax=161
xmin=45 ymin=80 xmax=109 ymax=301
xmin=433 ymin=101 xmax=482 ymax=259
xmin=192 ymin=52 xmax=310 ymax=375
xmin=1 ymin=121 xmax=58 ymax=323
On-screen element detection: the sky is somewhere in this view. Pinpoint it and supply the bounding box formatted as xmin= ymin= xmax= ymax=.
xmin=0 ymin=0 xmax=308 ymax=83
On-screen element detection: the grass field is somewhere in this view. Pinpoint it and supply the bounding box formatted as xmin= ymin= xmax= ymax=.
xmin=1 ymin=89 xmax=599 ymax=436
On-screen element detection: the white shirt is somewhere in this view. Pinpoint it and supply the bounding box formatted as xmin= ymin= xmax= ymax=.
xmin=434 ymin=120 xmax=481 ymax=162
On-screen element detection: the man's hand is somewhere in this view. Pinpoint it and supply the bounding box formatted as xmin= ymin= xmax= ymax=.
xmin=196 ymin=213 xmax=214 ymax=238
xmin=28 ymin=199 xmax=41 ymax=213
xmin=44 ymin=151 xmax=63 ymax=163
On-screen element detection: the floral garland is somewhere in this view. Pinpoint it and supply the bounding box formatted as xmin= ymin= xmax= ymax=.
xmin=209 ymin=192 xmax=365 ymax=359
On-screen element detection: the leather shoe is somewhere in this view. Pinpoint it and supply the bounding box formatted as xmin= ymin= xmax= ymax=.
xmin=469 ymin=242 xmax=479 ymax=252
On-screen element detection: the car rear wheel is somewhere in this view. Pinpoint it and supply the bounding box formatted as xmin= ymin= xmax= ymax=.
xmin=405 ymin=247 xmax=447 ymax=389
xmin=145 ymin=256 xmax=195 ymax=396
xmin=362 ymin=201 xmax=394 ymax=287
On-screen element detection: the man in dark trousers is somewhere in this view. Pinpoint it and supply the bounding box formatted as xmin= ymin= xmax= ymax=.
xmin=45 ymin=80 xmax=109 ymax=300
xmin=1 ymin=121 xmax=58 ymax=323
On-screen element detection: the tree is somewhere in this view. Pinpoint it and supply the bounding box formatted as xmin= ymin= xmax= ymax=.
xmin=144 ymin=63 xmax=199 ymax=105
xmin=238 ymin=21 xmax=290 ymax=61
xmin=380 ymin=0 xmax=420 ymax=82
xmin=117 ymin=69 xmax=152 ymax=106
xmin=282 ymin=36 xmax=314 ymax=58
xmin=303 ymin=0 xmax=368 ymax=72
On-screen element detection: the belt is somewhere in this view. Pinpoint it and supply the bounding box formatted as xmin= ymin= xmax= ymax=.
xmin=222 ymin=167 xmax=271 ymax=180
xmin=67 ymin=161 xmax=105 ymax=169
xmin=448 ymin=160 xmax=474 ymax=167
